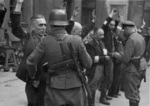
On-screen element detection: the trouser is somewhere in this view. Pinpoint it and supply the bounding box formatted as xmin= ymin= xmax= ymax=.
xmin=25 ymin=78 xmax=46 ymax=106
xmin=87 ymin=65 xmax=104 ymax=105
xmin=124 ymin=70 xmax=144 ymax=103
xmin=99 ymin=60 xmax=113 ymax=95
xmin=108 ymin=63 xmax=125 ymax=95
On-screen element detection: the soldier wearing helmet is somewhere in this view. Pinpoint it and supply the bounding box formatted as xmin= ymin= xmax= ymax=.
xmin=26 ymin=9 xmax=92 ymax=106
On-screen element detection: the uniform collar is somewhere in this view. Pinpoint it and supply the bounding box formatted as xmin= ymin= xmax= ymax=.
xmin=129 ymin=31 xmax=136 ymax=39
xmin=50 ymin=28 xmax=68 ymax=39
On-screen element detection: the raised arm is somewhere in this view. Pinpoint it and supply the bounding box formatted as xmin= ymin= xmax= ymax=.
xmin=0 ymin=0 xmax=7 ymax=27
xmin=65 ymin=6 xmax=79 ymax=34
xmin=10 ymin=0 xmax=28 ymax=39
xmin=102 ymin=8 xmax=117 ymax=31
xmin=81 ymin=9 xmax=95 ymax=39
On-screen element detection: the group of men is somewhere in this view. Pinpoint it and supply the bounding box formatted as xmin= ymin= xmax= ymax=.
xmin=0 ymin=0 xmax=149 ymax=106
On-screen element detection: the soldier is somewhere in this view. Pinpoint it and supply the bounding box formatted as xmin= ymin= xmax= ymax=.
xmin=10 ymin=0 xmax=47 ymax=106
xmin=0 ymin=0 xmax=7 ymax=27
xmin=26 ymin=9 xmax=92 ymax=106
xmin=111 ymin=21 xmax=146 ymax=106
xmin=85 ymin=27 xmax=111 ymax=106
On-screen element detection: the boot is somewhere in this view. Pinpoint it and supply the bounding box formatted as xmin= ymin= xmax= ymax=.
xmin=106 ymin=96 xmax=113 ymax=100
xmin=99 ymin=94 xmax=110 ymax=105
xmin=88 ymin=92 xmax=96 ymax=106
xmin=129 ymin=101 xmax=139 ymax=106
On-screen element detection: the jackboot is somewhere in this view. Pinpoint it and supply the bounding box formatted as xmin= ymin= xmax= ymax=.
xmin=129 ymin=101 xmax=139 ymax=106
xmin=88 ymin=92 xmax=96 ymax=106
xmin=106 ymin=96 xmax=113 ymax=100
xmin=99 ymin=94 xmax=110 ymax=105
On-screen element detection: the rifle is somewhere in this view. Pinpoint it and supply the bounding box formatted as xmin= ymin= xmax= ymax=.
xmin=67 ymin=41 xmax=92 ymax=98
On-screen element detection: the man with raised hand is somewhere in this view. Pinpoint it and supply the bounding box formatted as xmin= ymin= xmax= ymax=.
xmin=10 ymin=0 xmax=47 ymax=105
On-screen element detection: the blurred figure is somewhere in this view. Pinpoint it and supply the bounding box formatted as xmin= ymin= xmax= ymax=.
xmin=65 ymin=6 xmax=95 ymax=39
xmin=10 ymin=0 xmax=47 ymax=106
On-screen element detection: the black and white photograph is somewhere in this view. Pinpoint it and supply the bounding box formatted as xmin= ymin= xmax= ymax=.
xmin=0 ymin=0 xmax=149 ymax=106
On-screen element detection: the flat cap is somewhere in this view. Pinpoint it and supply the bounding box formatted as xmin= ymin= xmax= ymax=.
xmin=122 ymin=21 xmax=135 ymax=27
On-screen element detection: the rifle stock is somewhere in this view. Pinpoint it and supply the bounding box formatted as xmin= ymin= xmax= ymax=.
xmin=67 ymin=41 xmax=92 ymax=98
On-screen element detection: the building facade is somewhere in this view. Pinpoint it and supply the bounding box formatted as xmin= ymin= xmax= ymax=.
xmin=0 ymin=0 xmax=150 ymax=43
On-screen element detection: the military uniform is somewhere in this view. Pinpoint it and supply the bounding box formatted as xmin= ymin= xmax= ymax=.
xmin=85 ymin=38 xmax=106 ymax=106
xmin=10 ymin=13 xmax=46 ymax=106
xmin=26 ymin=27 xmax=92 ymax=106
xmin=118 ymin=21 xmax=146 ymax=106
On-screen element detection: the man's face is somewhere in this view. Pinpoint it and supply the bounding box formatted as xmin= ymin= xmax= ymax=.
xmin=95 ymin=29 xmax=104 ymax=41
xmin=109 ymin=21 xmax=115 ymax=30
xmin=118 ymin=29 xmax=126 ymax=42
xmin=32 ymin=18 xmax=47 ymax=36
xmin=121 ymin=27 xmax=130 ymax=42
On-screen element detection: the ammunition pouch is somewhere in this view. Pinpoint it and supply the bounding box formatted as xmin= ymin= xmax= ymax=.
xmin=47 ymin=59 xmax=76 ymax=77
xmin=130 ymin=58 xmax=140 ymax=71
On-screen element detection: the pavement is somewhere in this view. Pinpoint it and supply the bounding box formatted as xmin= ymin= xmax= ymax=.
xmin=0 ymin=68 xmax=149 ymax=106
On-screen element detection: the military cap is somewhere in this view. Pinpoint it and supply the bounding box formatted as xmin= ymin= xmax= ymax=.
xmin=122 ymin=21 xmax=135 ymax=29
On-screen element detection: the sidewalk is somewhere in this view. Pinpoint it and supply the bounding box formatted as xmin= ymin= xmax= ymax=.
xmin=0 ymin=71 xmax=18 ymax=84
xmin=0 ymin=67 xmax=149 ymax=106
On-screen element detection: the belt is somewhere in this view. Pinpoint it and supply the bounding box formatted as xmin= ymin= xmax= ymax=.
xmin=48 ymin=68 xmax=75 ymax=77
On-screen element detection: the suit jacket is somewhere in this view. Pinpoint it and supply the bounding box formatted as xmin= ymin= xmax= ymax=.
xmin=11 ymin=13 xmax=46 ymax=82
xmin=85 ymin=38 xmax=106 ymax=82
xmin=27 ymin=28 xmax=92 ymax=89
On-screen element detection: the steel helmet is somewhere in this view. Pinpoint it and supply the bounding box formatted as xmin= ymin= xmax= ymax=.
xmin=49 ymin=9 xmax=68 ymax=26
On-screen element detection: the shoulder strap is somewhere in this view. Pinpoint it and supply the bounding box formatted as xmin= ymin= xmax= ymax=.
xmin=55 ymin=34 xmax=69 ymax=60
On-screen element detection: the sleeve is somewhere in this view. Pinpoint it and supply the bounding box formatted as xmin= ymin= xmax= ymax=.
xmin=26 ymin=39 xmax=45 ymax=79
xmin=0 ymin=8 xmax=7 ymax=28
xmin=114 ymin=20 xmax=119 ymax=31
xmin=102 ymin=16 xmax=113 ymax=31
xmin=121 ymin=39 xmax=135 ymax=63
xmin=65 ymin=20 xmax=75 ymax=34
xmin=81 ymin=22 xmax=95 ymax=39
xmin=10 ymin=12 xmax=28 ymax=39
xmin=85 ymin=43 xmax=95 ymax=61
xmin=78 ymin=39 xmax=93 ymax=69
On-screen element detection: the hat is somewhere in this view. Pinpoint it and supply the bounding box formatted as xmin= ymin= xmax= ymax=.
xmin=122 ymin=21 xmax=135 ymax=29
